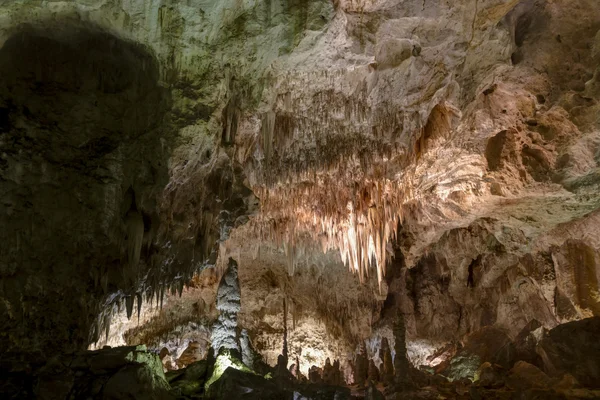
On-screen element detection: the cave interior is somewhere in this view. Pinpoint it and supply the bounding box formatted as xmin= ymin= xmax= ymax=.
xmin=1 ymin=0 xmax=600 ymax=399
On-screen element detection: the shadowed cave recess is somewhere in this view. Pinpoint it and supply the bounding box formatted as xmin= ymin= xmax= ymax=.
xmin=1 ymin=0 xmax=600 ymax=399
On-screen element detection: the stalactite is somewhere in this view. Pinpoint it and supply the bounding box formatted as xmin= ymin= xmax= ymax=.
xmin=249 ymin=177 xmax=409 ymax=289
xmin=101 ymin=273 xmax=108 ymax=294
xmin=291 ymin=299 xmax=297 ymax=331
xmin=104 ymin=312 xmax=111 ymax=341
xmin=125 ymin=208 xmax=144 ymax=272
xmin=125 ymin=296 xmax=134 ymax=320
xmin=239 ymin=68 xmax=440 ymax=288
xmin=160 ymin=284 xmax=165 ymax=310
xmin=261 ymin=111 xmax=276 ymax=162
xmin=136 ymin=293 xmax=142 ymax=324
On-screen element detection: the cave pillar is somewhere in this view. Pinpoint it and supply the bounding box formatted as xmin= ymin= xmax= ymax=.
xmin=393 ymin=310 xmax=413 ymax=390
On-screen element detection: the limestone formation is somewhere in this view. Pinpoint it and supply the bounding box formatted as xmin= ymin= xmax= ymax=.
xmin=380 ymin=337 xmax=394 ymax=385
xmin=354 ymin=342 xmax=369 ymax=387
xmin=367 ymin=359 xmax=380 ymax=384
xmin=211 ymin=258 xmax=242 ymax=353
xmin=2 ymin=0 xmax=600 ymax=398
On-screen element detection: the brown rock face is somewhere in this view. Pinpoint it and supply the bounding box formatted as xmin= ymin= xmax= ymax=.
xmin=537 ymin=317 xmax=600 ymax=388
xmin=380 ymin=337 xmax=394 ymax=384
xmin=2 ymin=0 xmax=600 ymax=397
xmin=367 ymin=359 xmax=380 ymax=383
xmin=506 ymin=361 xmax=553 ymax=391
xmin=353 ymin=342 xmax=369 ymax=387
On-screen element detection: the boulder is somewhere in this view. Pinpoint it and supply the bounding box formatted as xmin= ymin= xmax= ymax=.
xmin=167 ymin=360 xmax=208 ymax=398
xmin=537 ymin=317 xmax=600 ymax=388
xmin=513 ymin=320 xmax=544 ymax=367
xmin=30 ymin=346 xmax=172 ymax=400
xmin=506 ymin=361 xmax=553 ymax=391
xmin=205 ymin=366 xmax=292 ymax=400
xmin=474 ymin=362 xmax=504 ymax=389
xmin=102 ymin=363 xmax=174 ymax=400
xmin=443 ymin=326 xmax=516 ymax=381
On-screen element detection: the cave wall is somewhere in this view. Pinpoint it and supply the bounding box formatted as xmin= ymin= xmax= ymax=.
xmin=0 ymin=0 xmax=302 ymax=359
xmin=1 ymin=0 xmax=600 ymax=390
xmin=0 ymin=22 xmax=171 ymax=357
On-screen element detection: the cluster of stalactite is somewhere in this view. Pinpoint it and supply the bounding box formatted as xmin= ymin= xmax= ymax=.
xmin=89 ymin=151 xmax=249 ymax=347
xmin=88 ymin=236 xmax=217 ymax=347
xmin=252 ymin=177 xmax=411 ymax=287
xmin=239 ymin=66 xmax=451 ymax=287
xmin=88 ymin=275 xmax=190 ymax=346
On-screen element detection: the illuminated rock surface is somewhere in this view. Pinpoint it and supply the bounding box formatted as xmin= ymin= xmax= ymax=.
xmin=1 ymin=0 xmax=600 ymax=399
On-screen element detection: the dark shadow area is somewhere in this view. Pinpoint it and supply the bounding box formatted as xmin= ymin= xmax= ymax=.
xmin=0 ymin=21 xmax=170 ymax=399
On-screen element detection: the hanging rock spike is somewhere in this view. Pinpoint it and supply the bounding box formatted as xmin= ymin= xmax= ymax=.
xmin=104 ymin=312 xmax=111 ymax=341
xmin=177 ymin=280 xmax=184 ymax=297
xmin=125 ymin=296 xmax=134 ymax=320
xmin=136 ymin=293 xmax=142 ymax=324
xmin=160 ymin=284 xmax=165 ymax=310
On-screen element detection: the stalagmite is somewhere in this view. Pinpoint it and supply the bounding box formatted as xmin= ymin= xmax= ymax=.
xmin=309 ymin=365 xmax=323 ymax=383
xmin=393 ymin=311 xmax=412 ymax=390
xmin=368 ymin=359 xmax=380 ymax=383
xmin=277 ymin=297 xmax=290 ymax=376
xmin=211 ymin=258 xmax=241 ymax=352
xmin=380 ymin=337 xmax=394 ymax=385
xmin=322 ymin=358 xmax=335 ymax=384
xmin=240 ymin=329 xmax=257 ymax=368
xmin=296 ymin=355 xmax=301 ymax=380
xmin=282 ymin=297 xmax=288 ymax=362
xmin=354 ymin=342 xmax=368 ymax=387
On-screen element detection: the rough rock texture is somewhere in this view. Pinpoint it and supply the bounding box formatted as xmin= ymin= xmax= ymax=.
xmin=537 ymin=317 xmax=600 ymax=388
xmin=2 ymin=0 xmax=600 ymax=397
xmin=0 ymin=22 xmax=170 ymax=357
xmin=0 ymin=0 xmax=259 ymax=368
xmin=2 ymin=345 xmax=172 ymax=400
xmin=211 ymin=258 xmax=242 ymax=353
